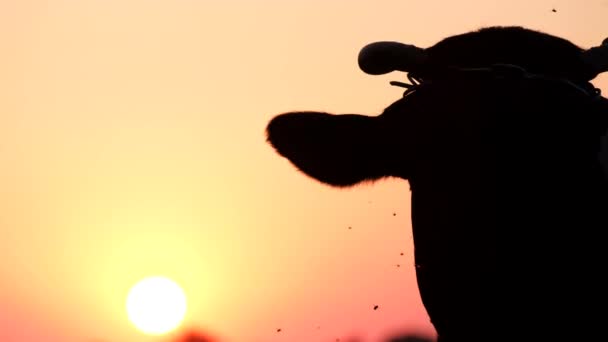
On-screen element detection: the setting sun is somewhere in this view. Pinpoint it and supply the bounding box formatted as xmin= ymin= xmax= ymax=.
xmin=126 ymin=276 xmax=188 ymax=335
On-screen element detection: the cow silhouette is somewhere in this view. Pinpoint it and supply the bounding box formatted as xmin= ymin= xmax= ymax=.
xmin=266 ymin=26 xmax=608 ymax=341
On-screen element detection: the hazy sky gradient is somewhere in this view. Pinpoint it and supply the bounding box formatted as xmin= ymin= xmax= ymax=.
xmin=1 ymin=1 xmax=607 ymax=341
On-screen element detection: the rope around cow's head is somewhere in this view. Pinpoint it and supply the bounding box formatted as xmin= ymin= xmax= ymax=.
xmin=387 ymin=63 xmax=602 ymax=100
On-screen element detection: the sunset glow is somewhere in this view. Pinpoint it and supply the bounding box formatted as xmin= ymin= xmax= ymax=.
xmin=1 ymin=1 xmax=607 ymax=341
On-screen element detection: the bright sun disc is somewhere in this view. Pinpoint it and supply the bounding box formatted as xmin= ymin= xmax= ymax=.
xmin=126 ymin=276 xmax=187 ymax=335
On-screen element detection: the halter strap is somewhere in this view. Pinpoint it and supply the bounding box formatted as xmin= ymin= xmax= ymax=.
xmin=389 ymin=64 xmax=602 ymax=99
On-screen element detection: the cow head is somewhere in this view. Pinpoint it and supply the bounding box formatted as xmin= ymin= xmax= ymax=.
xmin=266 ymin=26 xmax=608 ymax=188
xmin=265 ymin=26 xmax=608 ymax=340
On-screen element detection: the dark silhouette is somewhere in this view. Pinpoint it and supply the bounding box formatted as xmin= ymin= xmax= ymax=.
xmin=171 ymin=328 xmax=435 ymax=342
xmin=174 ymin=329 xmax=217 ymax=342
xmin=266 ymin=26 xmax=608 ymax=341
xmin=385 ymin=334 xmax=434 ymax=342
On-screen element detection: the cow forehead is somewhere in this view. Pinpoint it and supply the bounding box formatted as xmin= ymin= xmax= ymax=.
xmin=427 ymin=26 xmax=584 ymax=58
xmin=421 ymin=26 xmax=593 ymax=81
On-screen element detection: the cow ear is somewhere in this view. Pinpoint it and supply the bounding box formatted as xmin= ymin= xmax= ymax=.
xmin=266 ymin=111 xmax=393 ymax=187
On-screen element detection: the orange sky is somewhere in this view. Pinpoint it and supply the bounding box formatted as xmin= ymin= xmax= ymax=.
xmin=1 ymin=1 xmax=607 ymax=342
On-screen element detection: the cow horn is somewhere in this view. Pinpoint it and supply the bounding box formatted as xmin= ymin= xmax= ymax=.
xmin=358 ymin=41 xmax=427 ymax=75
xmin=582 ymin=37 xmax=608 ymax=74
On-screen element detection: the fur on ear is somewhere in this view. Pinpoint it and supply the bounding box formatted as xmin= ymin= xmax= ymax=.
xmin=266 ymin=111 xmax=394 ymax=187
